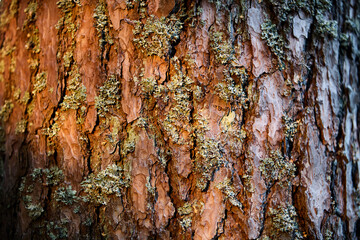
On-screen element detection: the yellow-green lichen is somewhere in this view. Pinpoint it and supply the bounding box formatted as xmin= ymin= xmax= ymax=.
xmin=268 ymin=204 xmax=303 ymax=239
xmin=23 ymin=1 xmax=40 ymax=55
xmin=46 ymin=219 xmax=69 ymax=240
xmin=136 ymin=76 xmax=158 ymax=96
xmin=28 ymin=58 xmax=39 ymax=70
xmin=56 ymin=0 xmax=86 ymax=112
xmin=24 ymin=201 xmax=44 ymax=219
xmin=95 ymin=74 xmax=121 ymax=118
xmin=266 ymin=0 xmax=310 ymax=22
xmin=19 ymin=167 xmax=64 ymax=219
xmin=325 ymin=229 xmax=333 ymax=240
xmin=209 ymin=31 xmax=249 ymax=106
xmin=161 ymin=58 xmax=194 ymax=144
xmin=210 ymin=31 xmax=235 ymax=65
xmin=216 ymin=178 xmax=242 ymax=208
xmin=242 ymin=159 xmax=254 ymax=193
xmin=259 ymin=149 xmax=296 ymax=188
xmin=55 ymin=185 xmax=78 ymax=205
xmin=133 ymin=15 xmax=182 ymax=58
xmin=103 ymin=116 xmax=122 ymax=144
xmin=179 ymin=217 xmax=192 ymax=230
xmin=13 ymin=88 xmax=21 ymax=100
xmin=126 ymin=0 xmax=135 ymax=9
xmin=9 ymin=47 xmax=16 ymax=73
xmin=56 ymin=0 xmax=79 ymax=14
xmin=0 ymin=100 xmax=14 ymax=122
xmin=121 ymin=124 xmax=139 ymax=156
xmin=15 ymin=119 xmax=27 ymax=134
xmin=81 ymin=164 xmax=130 ymax=205
xmin=315 ymin=14 xmax=338 ymax=38
xmin=32 ymin=71 xmax=47 ymax=95
xmin=93 ymin=0 xmax=113 ymax=51
xmin=220 ymin=111 xmax=247 ymax=154
xmin=43 ymin=167 xmax=65 ymax=185
xmin=43 ymin=121 xmax=61 ymax=139
xmin=60 ymin=66 xmax=87 ymax=110
xmin=193 ymin=114 xmax=225 ymax=190
xmin=145 ymin=176 xmax=156 ymax=197
xmin=178 ymin=202 xmax=193 ymax=216
xmin=261 ymin=18 xmax=285 ymax=63
xmin=20 ymin=91 xmax=31 ymax=104
xmin=0 ymin=0 xmax=18 ymax=28
xmin=283 ymin=114 xmax=299 ymax=142
xmin=62 ymin=51 xmax=73 ymax=68
xmin=177 ymin=201 xmax=203 ymax=230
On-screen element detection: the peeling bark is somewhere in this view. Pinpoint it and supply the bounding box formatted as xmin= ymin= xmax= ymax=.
xmin=0 ymin=0 xmax=359 ymax=239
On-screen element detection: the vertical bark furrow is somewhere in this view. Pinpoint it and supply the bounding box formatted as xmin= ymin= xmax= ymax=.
xmin=0 ymin=0 xmax=359 ymax=239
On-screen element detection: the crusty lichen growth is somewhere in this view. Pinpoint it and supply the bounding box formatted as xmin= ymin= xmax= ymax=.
xmin=126 ymin=0 xmax=147 ymax=17
xmin=268 ymin=204 xmax=303 ymax=239
xmin=121 ymin=123 xmax=139 ymax=157
xmin=136 ymin=76 xmax=158 ymax=97
xmin=265 ymin=0 xmax=337 ymax=39
xmin=20 ymin=91 xmax=30 ymax=105
xmin=19 ymin=167 xmax=64 ymax=192
xmin=193 ymin=113 xmax=225 ymax=190
xmin=56 ymin=0 xmax=86 ymax=111
xmin=315 ymin=14 xmax=338 ymax=38
xmin=95 ymin=74 xmax=121 ymax=118
xmin=210 ymin=31 xmax=235 ymax=65
xmin=0 ymin=44 xmax=14 ymax=69
xmin=313 ymin=0 xmax=338 ymax=38
xmin=23 ymin=199 xmax=44 ymax=219
xmin=161 ymin=58 xmax=193 ymax=144
xmin=216 ymin=67 xmax=249 ymax=105
xmin=259 ymin=149 xmax=296 ymax=187
xmin=0 ymin=44 xmax=16 ymax=78
xmin=261 ymin=18 xmax=285 ymax=63
xmin=209 ymin=31 xmax=249 ymax=107
xmin=325 ymin=229 xmax=333 ymax=240
xmin=15 ymin=119 xmax=27 ymax=134
xmin=266 ymin=0 xmax=309 ymax=23
xmin=145 ymin=176 xmax=156 ymax=197
xmin=283 ymin=114 xmax=300 ymax=142
xmin=103 ymin=116 xmax=122 ymax=145
xmin=0 ymin=0 xmax=18 ymax=29
xmin=0 ymin=100 xmax=14 ymax=122
xmin=178 ymin=202 xmax=193 ymax=216
xmin=43 ymin=167 xmax=65 ymax=185
xmin=133 ymin=15 xmax=182 ymax=57
xmin=32 ymin=71 xmax=47 ymax=95
xmin=136 ymin=59 xmax=194 ymax=145
xmin=19 ymin=167 xmax=64 ymax=219
xmin=23 ymin=1 xmax=40 ymax=57
xmin=60 ymin=66 xmax=87 ymax=110
xmin=93 ymin=0 xmax=113 ymax=51
xmin=179 ymin=217 xmax=192 ymax=230
xmin=46 ymin=219 xmax=69 ymax=240
xmin=81 ymin=164 xmax=130 ymax=205
xmin=242 ymin=159 xmax=254 ymax=193
xmin=55 ymin=185 xmax=78 ymax=205
xmin=220 ymin=111 xmax=247 ymax=154
xmin=42 ymin=116 xmax=61 ymax=139
xmin=177 ymin=201 xmax=204 ymax=231
xmin=216 ymin=178 xmax=242 ymax=208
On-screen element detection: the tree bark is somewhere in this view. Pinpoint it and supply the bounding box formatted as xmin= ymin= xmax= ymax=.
xmin=0 ymin=0 xmax=359 ymax=239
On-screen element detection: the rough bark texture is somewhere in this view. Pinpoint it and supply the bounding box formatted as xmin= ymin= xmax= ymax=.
xmin=0 ymin=0 xmax=359 ymax=239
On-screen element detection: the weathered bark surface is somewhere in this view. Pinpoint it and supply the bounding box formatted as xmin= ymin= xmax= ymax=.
xmin=0 ymin=0 xmax=359 ymax=239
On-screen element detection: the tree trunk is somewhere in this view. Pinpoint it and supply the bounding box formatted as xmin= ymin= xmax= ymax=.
xmin=0 ymin=0 xmax=359 ymax=239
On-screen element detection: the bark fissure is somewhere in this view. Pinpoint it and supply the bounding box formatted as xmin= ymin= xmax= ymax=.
xmin=0 ymin=0 xmax=359 ymax=239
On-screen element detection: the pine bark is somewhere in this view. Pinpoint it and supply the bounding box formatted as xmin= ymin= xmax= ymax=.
xmin=0 ymin=0 xmax=359 ymax=239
